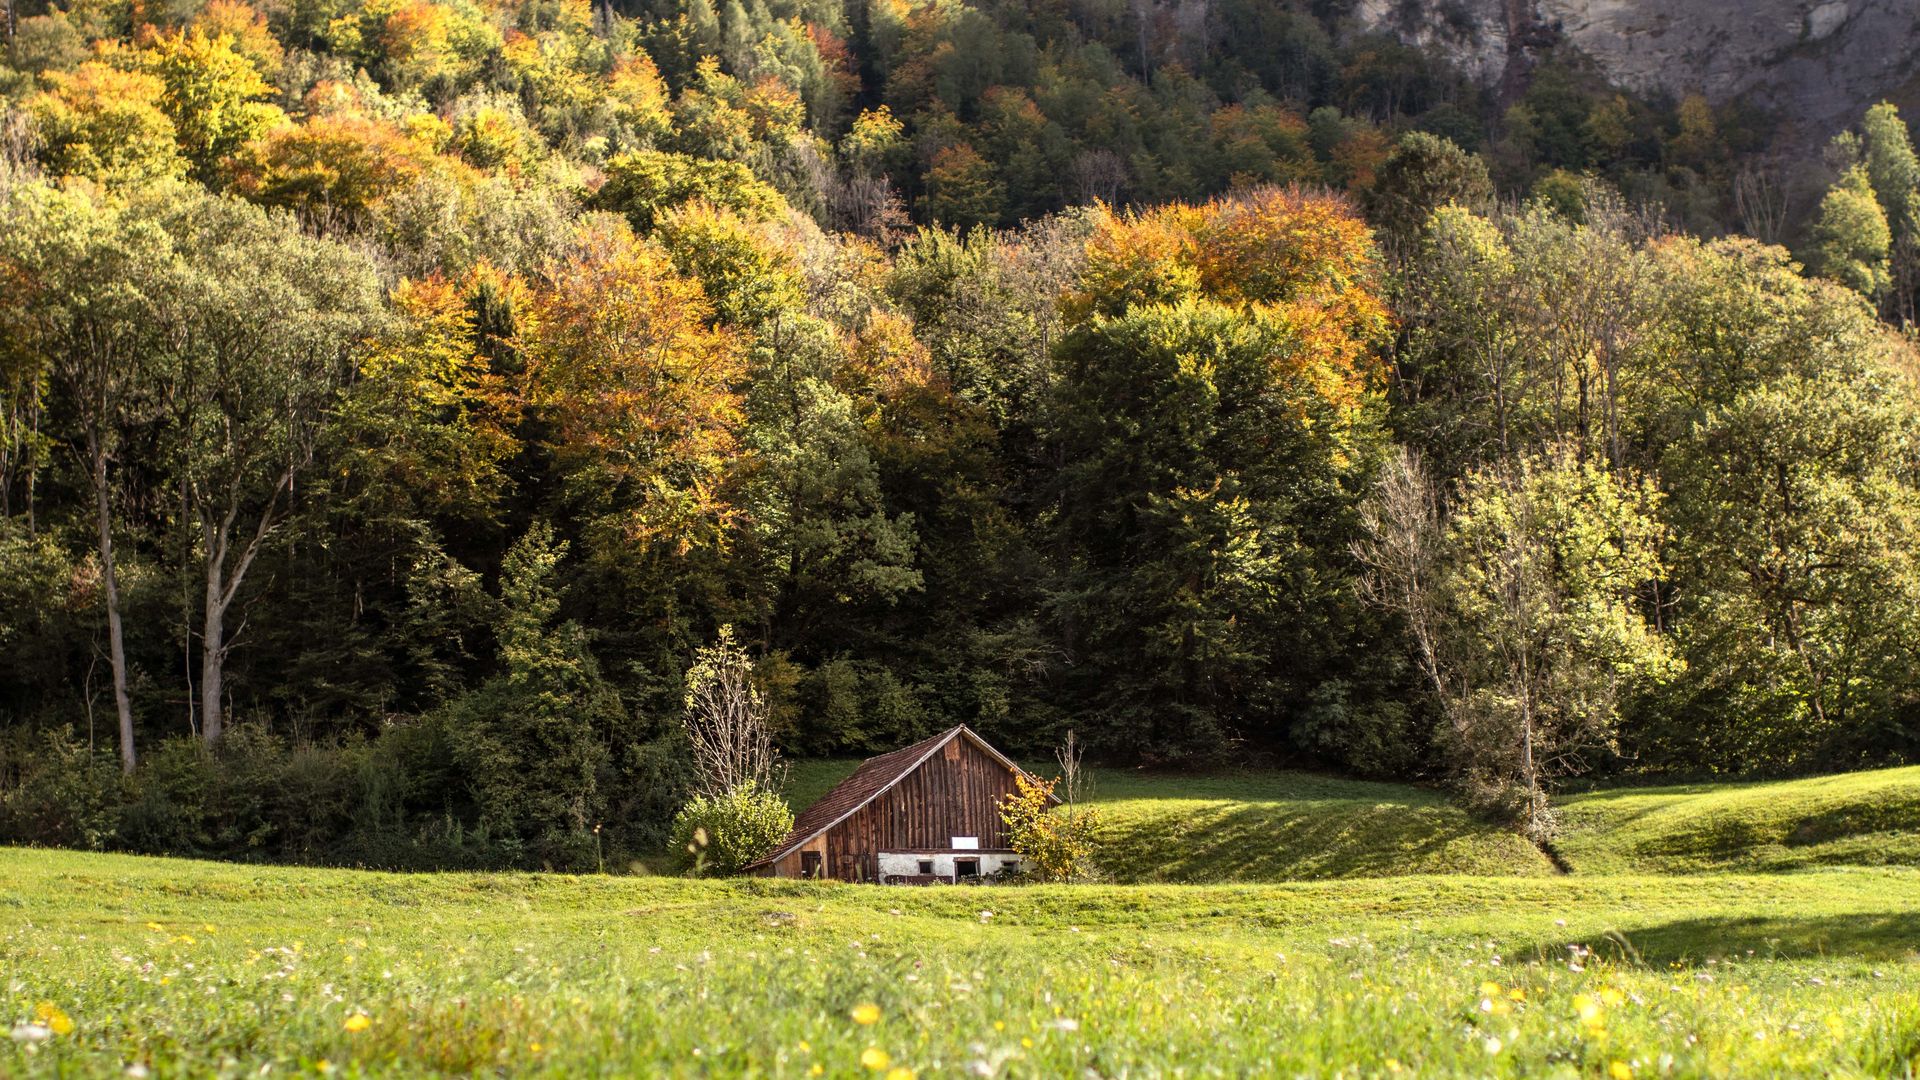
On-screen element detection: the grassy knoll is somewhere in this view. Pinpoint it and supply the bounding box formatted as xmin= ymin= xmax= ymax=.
xmin=1555 ymin=765 xmax=1920 ymax=875
xmin=1081 ymin=771 xmax=1552 ymax=881
xmin=4 ymin=847 xmax=1919 ymax=1077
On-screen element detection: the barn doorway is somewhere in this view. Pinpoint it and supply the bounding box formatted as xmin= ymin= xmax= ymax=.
xmin=800 ymin=851 xmax=822 ymax=879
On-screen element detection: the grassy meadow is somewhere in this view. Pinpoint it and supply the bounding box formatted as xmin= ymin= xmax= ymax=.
xmin=6 ymin=764 xmax=1920 ymax=1077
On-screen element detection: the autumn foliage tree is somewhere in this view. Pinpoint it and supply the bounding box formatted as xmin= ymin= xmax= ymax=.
xmin=519 ymin=220 xmax=745 ymax=555
xmin=997 ymin=773 xmax=1096 ymax=881
xmin=27 ymin=63 xmax=184 ymax=185
xmin=135 ymin=27 xmax=283 ymax=183
xmin=1052 ymin=189 xmax=1391 ymax=759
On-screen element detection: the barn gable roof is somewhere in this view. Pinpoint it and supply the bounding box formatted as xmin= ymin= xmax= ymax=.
xmin=748 ymin=725 xmax=1053 ymax=870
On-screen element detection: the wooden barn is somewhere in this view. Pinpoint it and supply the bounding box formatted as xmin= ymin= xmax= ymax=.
xmin=748 ymin=725 xmax=1055 ymax=883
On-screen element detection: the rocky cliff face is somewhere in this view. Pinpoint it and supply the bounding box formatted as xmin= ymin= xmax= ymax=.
xmin=1357 ymin=0 xmax=1920 ymax=140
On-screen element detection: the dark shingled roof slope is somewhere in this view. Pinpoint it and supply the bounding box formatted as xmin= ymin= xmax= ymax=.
xmin=749 ymin=725 xmax=1051 ymax=870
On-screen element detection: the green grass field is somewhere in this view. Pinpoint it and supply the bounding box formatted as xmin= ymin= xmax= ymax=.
xmin=8 ymin=764 xmax=1920 ymax=1076
xmin=3 ymin=848 xmax=1918 ymax=1077
xmin=1081 ymin=771 xmax=1553 ymax=881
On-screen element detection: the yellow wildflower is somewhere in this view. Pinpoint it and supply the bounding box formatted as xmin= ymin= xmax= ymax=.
xmin=1600 ymin=987 xmax=1626 ymax=1007
xmin=885 ymin=1070 xmax=916 ymax=1080
xmin=809 ymin=1067 xmax=823 ymax=1077
xmin=1825 ymin=1014 xmax=1844 ymax=1037
xmin=1609 ymin=1061 xmax=1633 ymax=1080
xmin=860 ymin=1047 xmax=890 ymax=1071
xmin=34 ymin=1003 xmax=73 ymax=1036
xmin=1479 ymin=981 xmax=1502 ymax=997
xmin=343 ymin=1014 xmax=372 ymax=1033
xmin=851 ymin=1003 xmax=882 ymax=1026
xmin=1508 ymin=988 xmax=1526 ymax=1001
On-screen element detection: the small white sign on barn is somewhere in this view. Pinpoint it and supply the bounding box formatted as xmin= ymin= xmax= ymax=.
xmin=951 ymin=836 xmax=980 ymax=850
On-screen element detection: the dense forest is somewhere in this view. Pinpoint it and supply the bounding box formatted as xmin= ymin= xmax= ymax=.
xmin=1 ymin=0 xmax=1917 ymax=867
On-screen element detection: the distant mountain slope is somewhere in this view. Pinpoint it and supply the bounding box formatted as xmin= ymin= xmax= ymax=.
xmin=1359 ymin=0 xmax=1920 ymax=140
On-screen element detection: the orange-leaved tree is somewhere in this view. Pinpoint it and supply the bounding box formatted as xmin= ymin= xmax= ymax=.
xmin=519 ymin=220 xmax=746 ymax=556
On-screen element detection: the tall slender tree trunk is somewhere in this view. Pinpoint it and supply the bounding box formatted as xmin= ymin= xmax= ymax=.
xmin=196 ymin=468 xmax=291 ymax=745
xmin=89 ymin=429 xmax=136 ymax=773
xmin=199 ymin=555 xmax=227 ymax=744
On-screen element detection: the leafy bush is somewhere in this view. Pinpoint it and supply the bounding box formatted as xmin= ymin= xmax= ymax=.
xmin=669 ymin=781 xmax=794 ymax=875
xmin=998 ymin=774 xmax=1099 ymax=882
xmin=0 ymin=728 xmax=122 ymax=849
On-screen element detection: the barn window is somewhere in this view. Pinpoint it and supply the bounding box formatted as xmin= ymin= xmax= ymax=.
xmin=917 ymin=859 xmax=934 ymax=874
xmin=955 ymin=857 xmax=980 ymax=879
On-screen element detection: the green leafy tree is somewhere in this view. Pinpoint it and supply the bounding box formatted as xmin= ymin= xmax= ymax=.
xmin=1438 ymin=451 xmax=1674 ymax=836
xmin=1810 ymin=164 xmax=1893 ymax=301
xmin=0 ymin=182 xmax=179 ymax=773
xmin=1860 ymin=103 xmax=1920 ymax=321
xmin=1362 ymin=132 xmax=1492 ymax=248
xmin=745 ymin=368 xmax=924 ymax=651
xmin=155 ymin=194 xmax=386 ymax=744
xmin=590 ymin=149 xmax=786 ymax=233
xmin=669 ymin=781 xmax=792 ymax=874
xmin=446 ymin=524 xmax=622 ymax=867
xmin=1052 ymin=193 xmax=1388 ymax=760
xmin=1663 ymin=366 xmax=1920 ymax=770
xmin=1358 ymin=449 xmax=1676 ymax=838
xmin=1052 ymin=300 xmax=1377 ymax=758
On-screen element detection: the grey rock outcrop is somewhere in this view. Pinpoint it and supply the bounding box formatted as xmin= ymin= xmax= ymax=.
xmin=1357 ymin=0 xmax=1920 ymax=141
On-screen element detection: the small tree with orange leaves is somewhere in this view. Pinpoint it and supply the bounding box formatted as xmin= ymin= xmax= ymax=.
xmin=998 ymin=773 xmax=1099 ymax=883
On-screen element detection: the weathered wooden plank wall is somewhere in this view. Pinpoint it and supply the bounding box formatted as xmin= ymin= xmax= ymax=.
xmin=820 ymin=737 xmax=1022 ymax=881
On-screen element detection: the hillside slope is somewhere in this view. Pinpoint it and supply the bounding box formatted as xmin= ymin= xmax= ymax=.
xmin=1555 ymin=765 xmax=1920 ymax=875
xmin=1084 ymin=772 xmax=1553 ymax=882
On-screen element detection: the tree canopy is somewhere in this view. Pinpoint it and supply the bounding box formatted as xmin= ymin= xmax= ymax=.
xmin=2 ymin=0 xmax=1919 ymax=865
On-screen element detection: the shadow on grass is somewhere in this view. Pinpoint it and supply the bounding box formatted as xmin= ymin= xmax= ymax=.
xmin=1512 ymin=912 xmax=1920 ymax=967
xmin=1096 ymin=800 xmax=1543 ymax=882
